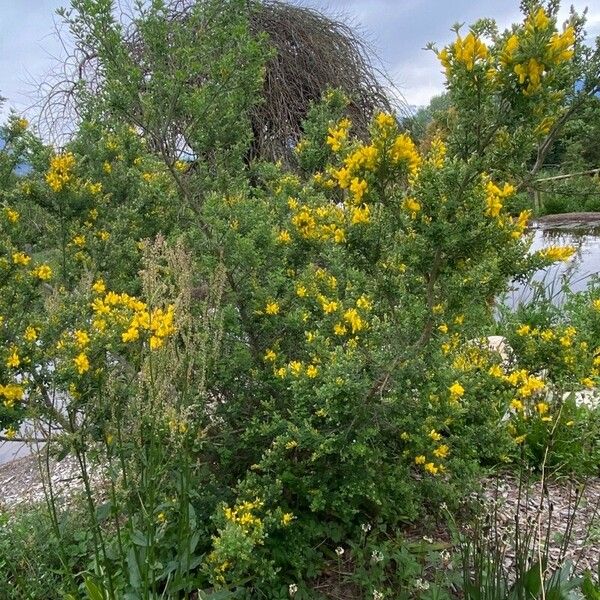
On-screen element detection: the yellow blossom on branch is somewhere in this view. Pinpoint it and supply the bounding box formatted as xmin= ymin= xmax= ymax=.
xmin=74 ymin=353 xmax=90 ymax=374
xmin=12 ymin=252 xmax=31 ymax=266
xmin=31 ymin=264 xmax=53 ymax=280
xmin=449 ymin=381 xmax=465 ymax=400
xmin=265 ymin=301 xmax=280 ymax=315
xmin=46 ymin=152 xmax=76 ymax=192
xmin=539 ymin=245 xmax=576 ymax=262
xmin=326 ymin=118 xmax=351 ymax=152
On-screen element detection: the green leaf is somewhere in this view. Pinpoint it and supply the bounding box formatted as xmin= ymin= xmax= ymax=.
xmin=84 ymin=578 xmax=105 ymax=600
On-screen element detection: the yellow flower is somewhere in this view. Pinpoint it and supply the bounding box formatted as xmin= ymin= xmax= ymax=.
xmin=415 ymin=455 xmax=426 ymax=465
xmin=24 ymin=326 xmax=38 ymax=342
xmin=289 ymin=361 xmax=302 ymax=376
xmin=518 ymin=376 xmax=545 ymax=398
xmin=264 ymin=349 xmax=277 ymax=362
xmin=103 ymin=161 xmax=112 ymax=174
xmin=539 ymin=245 xmax=576 ymax=262
xmin=296 ymin=285 xmax=308 ymax=298
xmin=529 ymin=7 xmax=550 ymax=31
xmin=351 ymin=204 xmax=370 ymax=225
xmin=403 ymin=197 xmax=421 ymax=219
xmin=449 ymin=381 xmax=464 ymax=399
xmin=484 ymin=181 xmax=514 ymax=218
xmin=73 ymin=235 xmax=86 ymax=248
xmin=333 ymin=322 xmax=347 ymax=336
xmin=277 ymin=230 xmax=292 ymax=244
xmin=306 ymin=364 xmax=319 ymax=378
xmin=4 ymin=427 xmax=17 ymax=440
xmin=349 ymin=178 xmax=368 ymax=202
xmin=540 ymin=329 xmax=555 ymax=341
xmin=92 ymin=279 xmax=106 ymax=294
xmin=429 ymin=429 xmax=442 ymax=442
xmin=424 ymin=462 xmax=439 ymax=475
xmin=536 ymin=402 xmax=549 ymax=416
xmin=265 ymin=301 xmax=280 ymax=315
xmin=389 ymin=134 xmax=421 ymax=174
xmin=285 ymin=440 xmax=298 ymax=450
xmin=514 ymin=434 xmax=526 ymax=444
xmin=452 ymin=32 xmax=488 ymax=71
xmin=516 ymin=324 xmax=531 ymax=336
xmin=326 ymin=118 xmax=351 ymax=152
xmin=98 ymin=230 xmax=110 ymax=241
xmin=438 ymin=323 xmax=448 ymax=334
xmin=12 ymin=252 xmax=31 ymax=266
xmin=46 ymin=152 xmax=76 ymax=192
xmin=321 ymin=299 xmax=339 ymax=314
xmin=281 ymin=513 xmax=294 ymax=526
xmin=122 ymin=327 xmax=140 ymax=343
xmin=150 ymin=335 xmax=164 ymax=350
xmin=356 ymin=295 xmax=373 ymax=311
xmin=4 ymin=207 xmax=20 ymax=223
xmin=433 ymin=444 xmax=450 ymax=459
xmin=74 ymin=329 xmax=90 ymax=348
xmin=344 ymin=308 xmax=365 ymax=334
xmin=174 ymin=160 xmax=188 ymax=172
xmin=32 ymin=264 xmax=53 ymax=280
xmin=74 ymin=352 xmax=90 ymax=374
xmin=6 ymin=349 xmax=20 ymax=368
xmin=511 ymin=399 xmax=524 ymax=412
xmin=374 ymin=112 xmax=396 ymax=129
xmin=14 ymin=117 xmax=28 ymax=131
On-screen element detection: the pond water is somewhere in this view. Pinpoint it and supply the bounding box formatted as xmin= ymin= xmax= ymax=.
xmin=501 ymin=216 xmax=600 ymax=309
xmin=2 ymin=215 xmax=600 ymax=466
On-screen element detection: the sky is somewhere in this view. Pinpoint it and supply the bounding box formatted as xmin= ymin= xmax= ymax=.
xmin=1 ymin=0 xmax=599 ymax=122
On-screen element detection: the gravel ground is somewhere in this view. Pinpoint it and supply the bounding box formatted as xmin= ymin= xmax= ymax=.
xmin=481 ymin=474 xmax=600 ymax=577
xmin=0 ymin=452 xmax=88 ymax=511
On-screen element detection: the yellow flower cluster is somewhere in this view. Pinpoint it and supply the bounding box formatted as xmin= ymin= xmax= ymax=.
xmin=389 ymin=134 xmax=421 ymax=175
xmin=450 ymin=32 xmax=489 ymax=71
xmin=427 ymin=138 xmax=447 ymax=169
xmin=503 ymin=9 xmax=574 ymax=95
xmin=3 ymin=207 xmax=20 ymax=223
xmin=46 ymin=152 xmax=76 ymax=193
xmin=546 ymin=26 xmax=575 ymax=63
xmin=326 ymin=118 xmax=351 ymax=152
xmin=509 ymin=210 xmax=531 ymax=239
xmin=223 ymin=499 xmax=264 ymax=534
xmin=402 ymin=197 xmax=421 ymax=219
xmin=414 ymin=429 xmax=449 ymax=475
xmin=0 ymin=383 xmax=24 ymax=408
xmin=31 ymin=264 xmax=53 ymax=280
xmin=500 ymin=35 xmax=520 ymax=67
xmin=484 ymin=179 xmax=515 ymax=218
xmin=538 ymin=245 xmax=576 ymax=262
xmin=288 ymin=201 xmax=346 ymax=243
xmin=514 ymin=58 xmax=545 ymax=95
xmin=12 ymin=252 xmax=30 ymax=266
xmin=91 ymin=288 xmax=176 ymax=350
xmin=525 ymin=7 xmax=551 ymax=33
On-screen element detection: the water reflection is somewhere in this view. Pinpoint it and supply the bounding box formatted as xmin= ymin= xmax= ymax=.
xmin=502 ymin=220 xmax=600 ymax=309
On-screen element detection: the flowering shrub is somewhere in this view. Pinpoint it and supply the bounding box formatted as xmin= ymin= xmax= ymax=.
xmin=1 ymin=1 xmax=599 ymax=598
